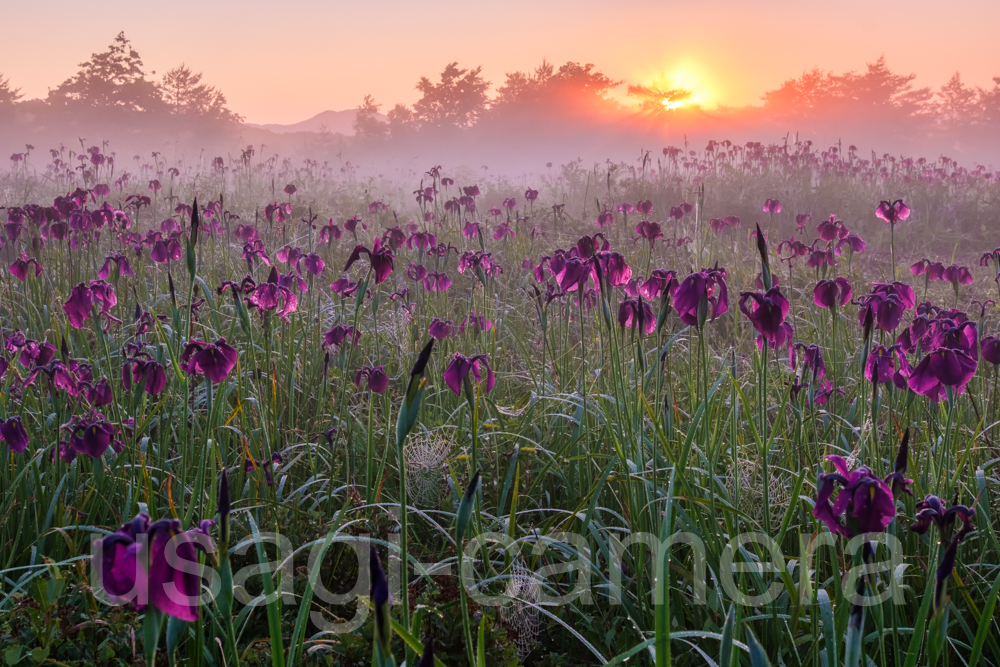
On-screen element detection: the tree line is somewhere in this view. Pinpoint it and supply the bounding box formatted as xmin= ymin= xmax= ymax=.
xmin=0 ymin=32 xmax=241 ymax=123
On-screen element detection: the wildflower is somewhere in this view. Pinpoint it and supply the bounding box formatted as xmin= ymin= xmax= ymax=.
xmin=98 ymin=514 xmax=215 ymax=621
xmin=639 ymin=269 xmax=679 ymax=300
xmin=344 ymin=238 xmax=395 ymax=284
xmin=330 ymin=276 xmax=359 ymax=297
xmin=63 ymin=281 xmax=117 ymax=329
xmin=814 ymin=438 xmax=910 ymax=538
xmin=354 ymin=366 xmax=389 ymax=393
xmin=323 ymin=324 xmax=360 ymax=350
xmin=462 ymin=221 xmax=481 ymax=239
xmin=423 ymin=271 xmax=452 ymax=293
xmin=674 ymin=268 xmax=729 ymax=327
xmin=68 ymin=415 xmax=119 ymax=458
xmin=247 ymin=270 xmax=298 ymax=321
xmin=407 ymin=263 xmax=429 ymax=282
xmin=98 ymin=253 xmax=133 ymax=280
xmin=835 ymin=234 xmax=866 ymax=256
xmin=303 ymin=253 xmax=325 ymax=275
xmin=762 ymin=198 xmax=782 ymax=214
xmin=9 ymin=253 xmax=42 ymax=281
xmin=813 ymin=278 xmax=852 ymax=309
xmin=634 ymin=221 xmax=663 ymax=247
xmin=618 ymin=298 xmax=656 ymax=335
xmin=429 ymin=318 xmax=454 ymax=340
xmin=443 ymin=353 xmax=495 ymax=396
xmin=876 ymin=199 xmax=910 ymax=225
xmin=0 ymin=416 xmax=29 ymax=454
xmin=494 ymin=221 xmax=515 ymax=240
xmin=181 ymin=339 xmax=238 ymax=383
xmin=981 ymin=335 xmax=1000 ymax=365
xmin=459 ymin=311 xmax=493 ymax=335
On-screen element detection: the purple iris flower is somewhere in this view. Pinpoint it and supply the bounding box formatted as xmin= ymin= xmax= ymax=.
xmin=674 ymin=268 xmax=729 ymax=328
xmin=0 ymin=416 xmax=29 ymax=454
xmin=247 ymin=270 xmax=298 ymax=321
xmin=813 ymin=278 xmax=852 ymax=309
xmin=493 ymin=222 xmax=515 ymax=240
xmin=911 ymin=495 xmax=976 ymax=542
xmin=98 ymin=253 xmax=134 ymax=280
xmin=762 ymin=198 xmax=782 ymax=214
xmin=910 ymin=259 xmax=945 ymax=280
xmin=906 ymin=320 xmax=979 ymax=400
xmin=330 ymin=277 xmax=359 ymax=297
xmin=597 ymin=252 xmax=633 ymax=288
xmin=407 ymin=263 xmax=429 ymax=282
xmin=9 ymin=253 xmax=42 ymax=282
xmin=423 ymin=271 xmax=452 ymax=293
xmin=354 ymin=366 xmax=389 ymax=393
xmin=816 ymin=215 xmax=848 ymax=241
xmin=618 ymin=298 xmax=656 ymax=335
xmin=875 ymin=199 xmax=911 ymax=225
xmin=344 ymin=238 xmax=394 ymax=284
xmin=638 ymin=269 xmax=679 ymax=300
xmin=428 ymin=318 xmax=454 ymax=340
xmin=981 ymin=335 xmax=1000 ymax=365
xmin=303 ymin=253 xmax=325 ymax=276
xmin=443 ymin=353 xmax=495 ymax=396
xmin=739 ymin=288 xmax=790 ymax=349
xmin=813 ymin=446 xmax=909 ymax=538
xmin=407 ymin=231 xmax=437 ymax=250
xmin=792 ymin=343 xmax=826 ymax=380
xmin=634 ymin=221 xmax=663 ymax=247
xmin=461 ymin=222 xmax=481 ymax=239
xmin=63 ymin=281 xmax=117 ymax=329
xmin=323 ymin=324 xmax=360 ymax=350
xmin=181 ymin=339 xmax=238 ymax=383
xmin=943 ymin=264 xmax=973 ymax=286
xmin=84 ymin=378 xmax=114 ymax=406
xmin=835 ymin=234 xmax=866 ymax=256
xmin=125 ymin=358 xmax=168 ymax=395
xmin=864 ymin=344 xmax=898 ymax=384
xmin=150 ymin=238 xmax=182 ymax=264
xmin=99 ymin=514 xmax=214 ymax=621
xmin=459 ymin=311 xmax=493 ymax=335
xmin=69 ymin=418 xmax=117 ymax=458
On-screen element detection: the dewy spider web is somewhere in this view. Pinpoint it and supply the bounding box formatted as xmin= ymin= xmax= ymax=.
xmin=500 ymin=562 xmax=542 ymax=659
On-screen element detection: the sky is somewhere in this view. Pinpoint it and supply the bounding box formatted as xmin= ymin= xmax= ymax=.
xmin=5 ymin=0 xmax=1000 ymax=125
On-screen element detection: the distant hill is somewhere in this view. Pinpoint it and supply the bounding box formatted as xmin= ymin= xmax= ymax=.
xmin=245 ymin=109 xmax=386 ymax=135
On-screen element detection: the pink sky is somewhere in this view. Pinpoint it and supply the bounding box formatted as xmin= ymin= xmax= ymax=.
xmin=6 ymin=0 xmax=999 ymax=124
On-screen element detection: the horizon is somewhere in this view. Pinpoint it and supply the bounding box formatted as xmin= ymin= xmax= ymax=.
xmin=5 ymin=0 xmax=1000 ymax=125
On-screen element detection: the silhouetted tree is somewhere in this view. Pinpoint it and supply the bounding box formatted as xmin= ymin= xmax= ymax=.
xmin=160 ymin=64 xmax=242 ymax=122
xmin=831 ymin=56 xmax=932 ymax=120
xmin=386 ymin=103 xmax=415 ymax=138
xmin=353 ymin=95 xmax=388 ymax=140
xmin=47 ymin=32 xmax=164 ymax=113
xmin=489 ymin=60 xmax=621 ymax=122
xmin=0 ymin=73 xmax=23 ymax=107
xmin=413 ymin=63 xmax=490 ymax=129
xmin=761 ymin=68 xmax=836 ymax=118
xmin=978 ymin=77 xmax=1000 ymax=125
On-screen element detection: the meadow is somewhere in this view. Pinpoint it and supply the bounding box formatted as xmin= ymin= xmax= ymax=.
xmin=1 ymin=140 xmax=1000 ymax=667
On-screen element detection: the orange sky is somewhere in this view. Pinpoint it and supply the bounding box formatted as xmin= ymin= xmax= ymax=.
xmin=5 ymin=0 xmax=1000 ymax=124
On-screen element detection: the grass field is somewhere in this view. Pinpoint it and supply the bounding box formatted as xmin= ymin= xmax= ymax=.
xmin=1 ymin=141 xmax=1000 ymax=666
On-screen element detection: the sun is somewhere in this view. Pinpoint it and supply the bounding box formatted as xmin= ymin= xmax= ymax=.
xmin=636 ymin=64 xmax=716 ymax=111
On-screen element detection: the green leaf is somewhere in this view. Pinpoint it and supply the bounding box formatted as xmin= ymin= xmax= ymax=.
xmin=746 ymin=628 xmax=772 ymax=667
xmin=720 ymin=606 xmax=736 ymax=667
xmin=4 ymin=646 xmax=21 ymax=666
xmin=165 ymin=616 xmax=188 ymax=659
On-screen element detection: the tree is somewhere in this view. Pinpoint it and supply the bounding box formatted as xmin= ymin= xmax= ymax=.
xmin=386 ymin=103 xmax=415 ymax=138
xmin=831 ymin=56 xmax=932 ymax=119
xmin=981 ymin=77 xmax=1000 ymax=125
xmin=489 ymin=60 xmax=621 ymax=122
xmin=412 ymin=62 xmax=490 ymax=129
xmin=353 ymin=95 xmax=388 ymax=140
xmin=0 ymin=73 xmax=22 ymax=106
xmin=160 ymin=64 xmax=242 ymax=122
xmin=761 ymin=68 xmax=836 ymax=118
xmin=47 ymin=32 xmax=164 ymax=112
